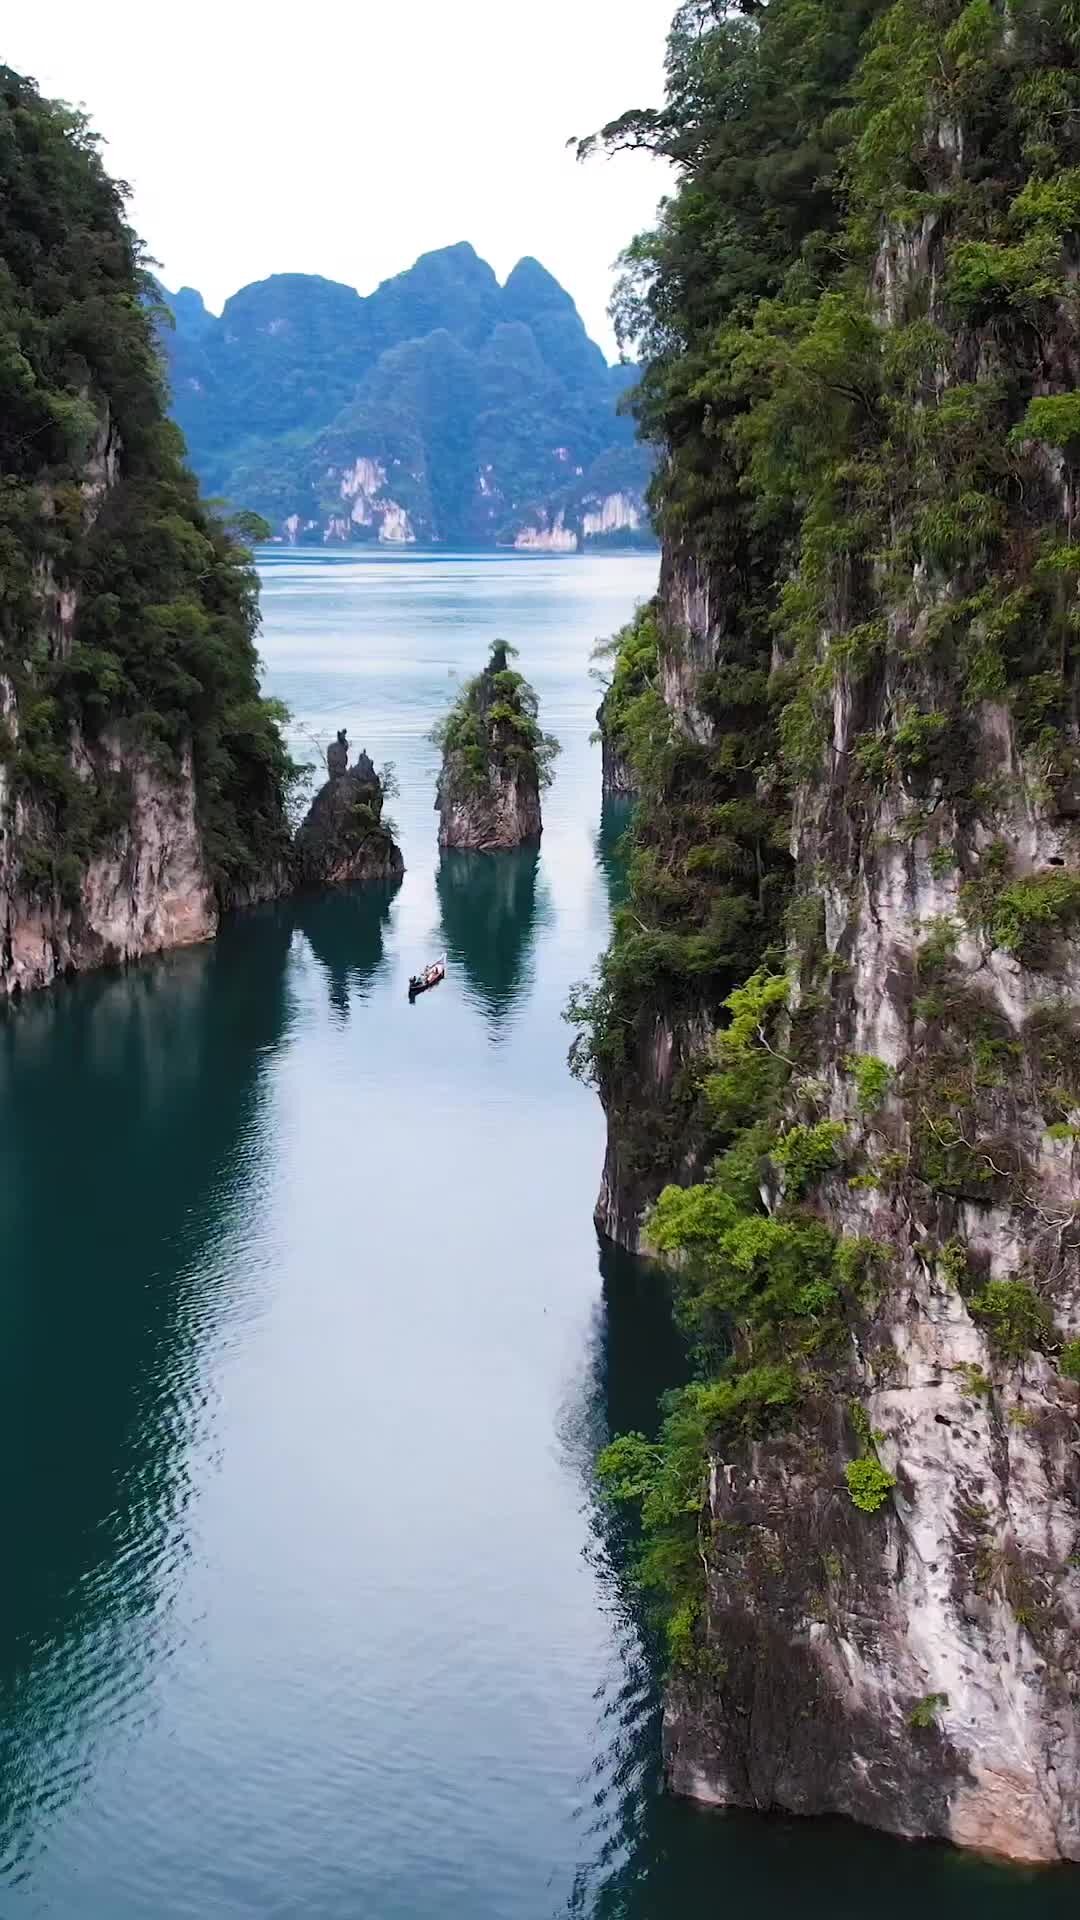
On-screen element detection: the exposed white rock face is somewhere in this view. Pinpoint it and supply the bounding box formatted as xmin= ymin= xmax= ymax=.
xmin=318 ymin=455 xmax=417 ymax=543
xmin=656 ymin=540 xmax=721 ymax=745
xmin=81 ymin=405 xmax=120 ymax=514
xmin=378 ymin=504 xmax=415 ymax=544
xmin=513 ymin=511 xmax=577 ymax=552
xmin=582 ymin=491 xmax=642 ymax=538
xmin=1 ymin=729 xmax=216 ymax=996
xmin=340 ymin=456 xmax=387 ymax=505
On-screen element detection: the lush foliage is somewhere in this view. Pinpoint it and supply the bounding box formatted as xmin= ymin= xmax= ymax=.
xmin=1061 ymin=1339 xmax=1080 ymax=1382
xmin=908 ymin=1691 xmax=949 ymax=1729
xmin=158 ymin=248 xmax=653 ymax=548
xmin=967 ymin=1277 xmax=1056 ymax=1361
xmin=433 ymin=641 xmax=559 ymax=792
xmin=0 ymin=65 xmax=294 ymax=902
xmin=845 ymin=1457 xmax=897 ymax=1514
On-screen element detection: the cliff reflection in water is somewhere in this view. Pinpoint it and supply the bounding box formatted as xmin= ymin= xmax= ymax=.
xmin=562 ymin=1239 xmax=685 ymax=1920
xmin=0 ymin=911 xmax=293 ymax=1882
xmin=436 ymin=847 xmax=547 ymax=1035
xmin=595 ymin=795 xmax=634 ymax=917
xmin=293 ymin=878 xmax=400 ymax=1019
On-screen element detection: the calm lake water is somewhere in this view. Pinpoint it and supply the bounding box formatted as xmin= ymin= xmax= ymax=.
xmin=1 ymin=548 xmax=1076 ymax=1917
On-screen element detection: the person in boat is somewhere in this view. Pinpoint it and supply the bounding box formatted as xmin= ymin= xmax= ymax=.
xmin=327 ymin=729 xmax=349 ymax=779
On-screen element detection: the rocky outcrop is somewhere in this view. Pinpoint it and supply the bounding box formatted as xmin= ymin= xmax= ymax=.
xmin=582 ymin=490 xmax=644 ymax=541
xmin=435 ymin=643 xmax=553 ymax=852
xmin=511 ymin=510 xmax=578 ymax=553
xmin=294 ymin=750 xmax=404 ymax=888
xmin=505 ymin=490 xmax=655 ymax=555
xmin=326 ymin=457 xmax=417 ymax=544
xmin=437 ymin=759 xmax=542 ymax=851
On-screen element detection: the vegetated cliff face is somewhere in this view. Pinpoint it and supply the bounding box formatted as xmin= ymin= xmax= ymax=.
xmin=435 ymin=644 xmax=555 ymax=851
xmin=0 ymin=68 xmax=294 ymax=997
xmin=596 ymin=689 xmax=636 ymax=800
xmin=157 ymin=249 xmax=655 ymax=551
xmin=1 ymin=715 xmax=217 ymax=996
xmin=294 ymin=751 xmax=404 ymax=888
xmin=579 ymin=0 xmax=1080 ymax=1868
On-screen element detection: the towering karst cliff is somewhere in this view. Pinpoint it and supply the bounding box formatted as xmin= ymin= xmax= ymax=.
xmin=0 ymin=67 xmax=294 ymax=996
xmin=435 ymin=643 xmax=558 ymax=850
xmin=575 ymin=0 xmax=1080 ymax=1865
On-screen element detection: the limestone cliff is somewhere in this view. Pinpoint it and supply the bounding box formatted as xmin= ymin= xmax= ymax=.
xmin=294 ymin=751 xmax=404 ymax=888
xmin=434 ymin=643 xmax=556 ymax=851
xmin=582 ymin=0 xmax=1080 ymax=1868
xmin=0 ymin=723 xmax=216 ymax=996
xmin=0 ymin=65 xmax=293 ymax=998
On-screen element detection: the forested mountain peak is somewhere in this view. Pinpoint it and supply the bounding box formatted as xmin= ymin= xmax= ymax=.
xmin=503 ymin=255 xmax=580 ymax=316
xmin=157 ymin=244 xmax=653 ymax=550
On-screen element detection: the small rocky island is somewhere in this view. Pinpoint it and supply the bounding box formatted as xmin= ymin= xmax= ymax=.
xmin=294 ymin=732 xmax=404 ymax=888
xmin=434 ymin=642 xmax=558 ymax=851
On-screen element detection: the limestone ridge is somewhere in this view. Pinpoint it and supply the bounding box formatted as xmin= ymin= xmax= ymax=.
xmin=434 ymin=643 xmax=557 ymax=851
xmin=294 ymin=737 xmax=404 ymax=889
xmin=575 ymin=0 xmax=1080 ymax=1867
xmin=155 ymin=246 xmax=655 ymax=552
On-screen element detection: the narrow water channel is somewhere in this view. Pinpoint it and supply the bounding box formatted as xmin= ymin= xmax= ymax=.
xmin=1 ymin=551 xmax=1075 ymax=1917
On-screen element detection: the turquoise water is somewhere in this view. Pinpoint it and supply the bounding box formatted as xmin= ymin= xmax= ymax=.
xmin=1 ymin=549 xmax=1076 ymax=1917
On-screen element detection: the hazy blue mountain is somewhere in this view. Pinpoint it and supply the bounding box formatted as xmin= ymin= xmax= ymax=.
xmin=157 ymin=243 xmax=653 ymax=550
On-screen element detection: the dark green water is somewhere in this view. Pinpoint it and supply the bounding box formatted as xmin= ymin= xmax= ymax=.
xmin=1 ymin=550 xmax=1075 ymax=1916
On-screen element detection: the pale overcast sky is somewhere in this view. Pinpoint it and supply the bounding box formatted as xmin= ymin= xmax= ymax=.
xmin=5 ymin=0 xmax=675 ymax=358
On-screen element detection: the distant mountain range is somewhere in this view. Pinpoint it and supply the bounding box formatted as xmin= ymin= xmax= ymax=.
xmin=156 ymin=243 xmax=655 ymax=551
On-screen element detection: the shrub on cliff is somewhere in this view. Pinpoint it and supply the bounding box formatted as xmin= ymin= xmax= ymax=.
xmin=432 ymin=642 xmax=559 ymax=790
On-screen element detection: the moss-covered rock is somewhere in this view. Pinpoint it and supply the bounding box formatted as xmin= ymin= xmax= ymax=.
xmin=434 ymin=642 xmax=557 ymax=851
